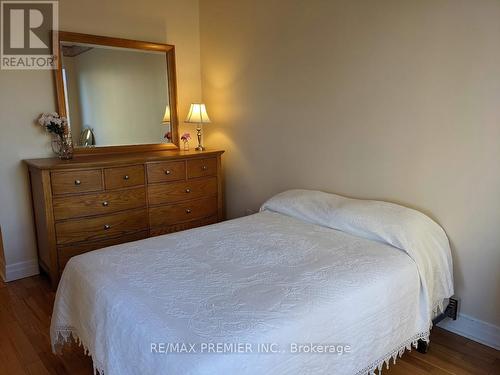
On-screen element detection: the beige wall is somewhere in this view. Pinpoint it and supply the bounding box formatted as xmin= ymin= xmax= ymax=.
xmin=0 ymin=0 xmax=497 ymax=333
xmin=200 ymin=0 xmax=500 ymax=326
xmin=0 ymin=0 xmax=201 ymax=277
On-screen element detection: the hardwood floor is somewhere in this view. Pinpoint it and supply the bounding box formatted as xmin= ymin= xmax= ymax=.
xmin=0 ymin=275 xmax=93 ymax=375
xmin=0 ymin=275 xmax=498 ymax=374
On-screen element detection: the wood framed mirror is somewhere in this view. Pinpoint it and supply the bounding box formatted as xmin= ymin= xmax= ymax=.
xmin=54 ymin=31 xmax=179 ymax=155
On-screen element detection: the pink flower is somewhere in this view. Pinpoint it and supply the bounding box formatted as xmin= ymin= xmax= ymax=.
xmin=164 ymin=132 xmax=172 ymax=140
xmin=181 ymin=133 xmax=191 ymax=141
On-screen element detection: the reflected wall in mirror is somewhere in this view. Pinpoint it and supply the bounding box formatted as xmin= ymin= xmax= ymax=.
xmin=55 ymin=32 xmax=179 ymax=153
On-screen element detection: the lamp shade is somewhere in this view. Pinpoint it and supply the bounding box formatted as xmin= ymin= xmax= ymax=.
xmin=162 ymin=105 xmax=171 ymax=124
xmin=185 ymin=103 xmax=211 ymax=124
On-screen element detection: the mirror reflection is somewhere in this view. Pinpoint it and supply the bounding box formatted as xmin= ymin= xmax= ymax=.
xmin=60 ymin=42 xmax=171 ymax=147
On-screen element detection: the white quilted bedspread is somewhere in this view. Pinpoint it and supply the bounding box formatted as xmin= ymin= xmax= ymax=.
xmin=51 ymin=190 xmax=453 ymax=375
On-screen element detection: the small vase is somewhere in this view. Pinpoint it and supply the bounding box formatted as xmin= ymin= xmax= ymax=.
xmin=52 ymin=134 xmax=74 ymax=160
xmin=183 ymin=140 xmax=190 ymax=151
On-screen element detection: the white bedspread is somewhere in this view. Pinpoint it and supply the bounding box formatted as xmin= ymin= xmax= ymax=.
xmin=51 ymin=190 xmax=454 ymax=375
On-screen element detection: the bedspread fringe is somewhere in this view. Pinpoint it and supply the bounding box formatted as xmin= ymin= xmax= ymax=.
xmin=355 ymin=330 xmax=430 ymax=375
xmin=52 ymin=326 xmax=431 ymax=375
xmin=52 ymin=326 xmax=105 ymax=375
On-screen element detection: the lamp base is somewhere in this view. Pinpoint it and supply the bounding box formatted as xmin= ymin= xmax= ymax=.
xmin=195 ymin=126 xmax=205 ymax=151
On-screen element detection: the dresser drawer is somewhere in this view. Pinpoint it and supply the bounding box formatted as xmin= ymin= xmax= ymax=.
xmin=147 ymin=161 xmax=185 ymax=183
xmin=57 ymin=230 xmax=148 ymax=272
xmin=148 ymin=177 xmax=217 ymax=206
xmin=187 ymin=158 xmax=217 ymax=179
xmin=149 ymin=197 xmax=217 ymax=228
xmin=51 ymin=169 xmax=103 ymax=195
xmin=53 ymin=187 xmax=146 ymax=221
xmin=55 ymin=208 xmax=147 ymax=245
xmin=104 ymin=165 xmax=145 ymax=190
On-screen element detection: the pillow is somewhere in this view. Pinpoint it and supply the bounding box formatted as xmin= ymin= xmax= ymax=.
xmin=260 ymin=189 xmax=347 ymax=228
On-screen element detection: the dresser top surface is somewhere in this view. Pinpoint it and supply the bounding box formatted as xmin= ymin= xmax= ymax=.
xmin=24 ymin=149 xmax=224 ymax=170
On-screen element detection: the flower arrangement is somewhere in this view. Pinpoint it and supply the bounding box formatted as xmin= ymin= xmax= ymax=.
xmin=181 ymin=132 xmax=191 ymax=151
xmin=38 ymin=112 xmax=73 ymax=159
xmin=164 ymin=131 xmax=172 ymax=141
xmin=38 ymin=112 xmax=68 ymax=136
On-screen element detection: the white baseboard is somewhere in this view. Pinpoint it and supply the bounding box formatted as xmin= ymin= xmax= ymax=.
xmin=437 ymin=313 xmax=500 ymax=350
xmin=3 ymin=259 xmax=39 ymax=282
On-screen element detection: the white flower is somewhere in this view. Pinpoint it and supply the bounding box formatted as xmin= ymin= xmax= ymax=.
xmin=37 ymin=112 xmax=66 ymax=131
xmin=38 ymin=113 xmax=49 ymax=126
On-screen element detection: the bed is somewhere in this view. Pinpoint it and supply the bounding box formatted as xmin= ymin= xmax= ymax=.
xmin=50 ymin=189 xmax=454 ymax=375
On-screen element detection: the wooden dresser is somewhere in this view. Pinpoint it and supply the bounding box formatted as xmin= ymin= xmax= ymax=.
xmin=25 ymin=150 xmax=224 ymax=288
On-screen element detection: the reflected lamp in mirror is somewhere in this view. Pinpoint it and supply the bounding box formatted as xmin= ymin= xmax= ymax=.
xmin=185 ymin=103 xmax=211 ymax=151
xmin=162 ymin=105 xmax=171 ymax=125
xmin=161 ymin=105 xmax=171 ymax=144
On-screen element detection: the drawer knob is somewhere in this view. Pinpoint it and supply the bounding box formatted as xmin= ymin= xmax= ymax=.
xmin=123 ymin=175 xmax=130 ymax=180
xmin=185 ymin=188 xmax=191 ymax=193
xmin=201 ymin=165 xmax=208 ymax=171
xmin=186 ymin=209 xmax=192 ymax=214
xmin=164 ymin=170 xmax=171 ymax=175
xmin=102 ymin=201 xmax=109 ymax=207
xmin=74 ymin=179 xmax=81 ymax=185
xmin=103 ymin=224 xmax=111 ymax=230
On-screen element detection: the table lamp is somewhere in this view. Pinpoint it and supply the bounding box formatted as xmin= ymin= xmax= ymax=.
xmin=185 ymin=103 xmax=211 ymax=151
